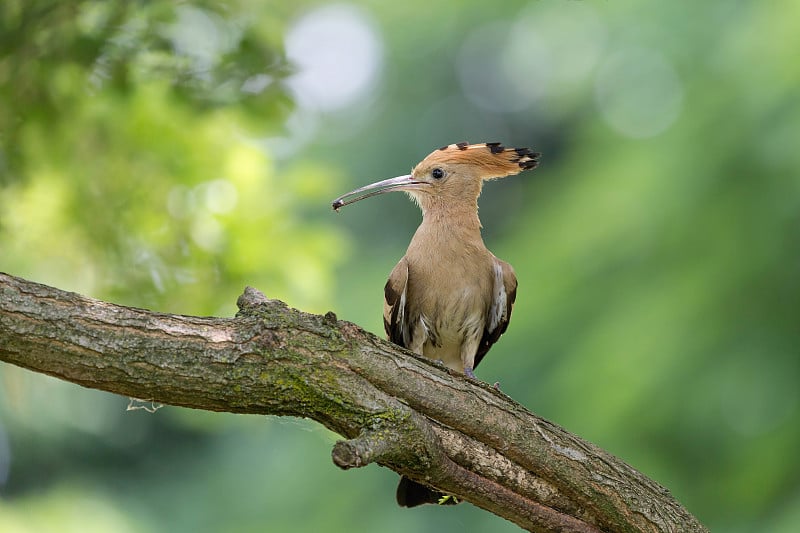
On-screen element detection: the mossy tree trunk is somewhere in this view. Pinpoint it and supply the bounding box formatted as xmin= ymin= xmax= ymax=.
xmin=0 ymin=272 xmax=706 ymax=533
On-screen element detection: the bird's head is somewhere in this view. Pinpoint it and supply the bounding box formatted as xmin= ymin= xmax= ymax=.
xmin=331 ymin=142 xmax=540 ymax=215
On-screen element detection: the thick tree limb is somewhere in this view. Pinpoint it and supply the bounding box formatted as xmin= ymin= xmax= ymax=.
xmin=0 ymin=272 xmax=707 ymax=532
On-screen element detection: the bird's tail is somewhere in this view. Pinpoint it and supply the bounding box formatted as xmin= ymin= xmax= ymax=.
xmin=396 ymin=476 xmax=458 ymax=507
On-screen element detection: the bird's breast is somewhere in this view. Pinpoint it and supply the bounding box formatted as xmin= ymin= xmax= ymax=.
xmin=405 ymin=254 xmax=493 ymax=369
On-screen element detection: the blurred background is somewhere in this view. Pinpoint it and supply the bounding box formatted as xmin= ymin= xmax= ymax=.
xmin=1 ymin=1 xmax=798 ymax=531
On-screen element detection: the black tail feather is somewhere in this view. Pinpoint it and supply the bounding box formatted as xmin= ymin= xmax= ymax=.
xmin=396 ymin=476 xmax=457 ymax=507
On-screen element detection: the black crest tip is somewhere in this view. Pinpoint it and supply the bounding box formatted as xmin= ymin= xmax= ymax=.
xmin=511 ymin=149 xmax=541 ymax=170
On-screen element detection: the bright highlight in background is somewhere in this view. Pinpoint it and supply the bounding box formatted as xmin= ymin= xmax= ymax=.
xmin=285 ymin=4 xmax=382 ymax=112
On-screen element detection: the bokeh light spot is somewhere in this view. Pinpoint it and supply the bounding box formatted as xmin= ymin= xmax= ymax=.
xmin=191 ymin=215 xmax=224 ymax=252
xmin=594 ymin=47 xmax=684 ymax=138
xmin=458 ymin=22 xmax=544 ymax=113
xmin=285 ymin=5 xmax=382 ymax=112
xmin=204 ymin=179 xmax=238 ymax=215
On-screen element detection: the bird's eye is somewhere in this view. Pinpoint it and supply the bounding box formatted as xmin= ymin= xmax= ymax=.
xmin=431 ymin=168 xmax=445 ymax=180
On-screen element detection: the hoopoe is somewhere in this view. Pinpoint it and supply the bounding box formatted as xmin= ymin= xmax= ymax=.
xmin=332 ymin=141 xmax=540 ymax=506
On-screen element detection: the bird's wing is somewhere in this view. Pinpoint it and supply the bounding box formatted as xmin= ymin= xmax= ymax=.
xmin=383 ymin=257 xmax=410 ymax=348
xmin=474 ymin=258 xmax=517 ymax=369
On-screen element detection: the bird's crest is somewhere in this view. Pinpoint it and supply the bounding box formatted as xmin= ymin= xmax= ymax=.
xmin=415 ymin=142 xmax=540 ymax=180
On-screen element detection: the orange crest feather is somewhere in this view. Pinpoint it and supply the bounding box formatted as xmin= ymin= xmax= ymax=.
xmin=415 ymin=142 xmax=540 ymax=180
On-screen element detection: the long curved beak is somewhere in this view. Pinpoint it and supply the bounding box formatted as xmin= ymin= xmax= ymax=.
xmin=331 ymin=174 xmax=426 ymax=211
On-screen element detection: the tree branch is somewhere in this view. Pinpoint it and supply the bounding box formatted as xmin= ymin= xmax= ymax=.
xmin=0 ymin=272 xmax=707 ymax=533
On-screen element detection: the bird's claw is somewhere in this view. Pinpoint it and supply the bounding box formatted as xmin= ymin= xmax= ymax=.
xmin=464 ymin=368 xmax=477 ymax=380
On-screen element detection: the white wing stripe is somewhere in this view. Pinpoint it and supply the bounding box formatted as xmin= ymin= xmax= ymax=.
xmin=488 ymin=261 xmax=507 ymax=334
xmin=398 ymin=274 xmax=408 ymax=346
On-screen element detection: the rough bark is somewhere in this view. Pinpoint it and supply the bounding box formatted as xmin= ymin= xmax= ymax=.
xmin=0 ymin=272 xmax=707 ymax=533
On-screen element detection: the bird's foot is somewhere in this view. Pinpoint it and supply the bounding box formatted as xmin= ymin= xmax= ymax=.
xmin=464 ymin=367 xmax=477 ymax=380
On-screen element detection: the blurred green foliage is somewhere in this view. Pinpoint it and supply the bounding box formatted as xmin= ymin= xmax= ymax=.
xmin=1 ymin=1 xmax=798 ymax=532
xmin=0 ymin=0 xmax=341 ymax=315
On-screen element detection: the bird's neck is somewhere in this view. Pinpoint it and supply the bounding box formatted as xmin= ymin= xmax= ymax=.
xmin=411 ymin=200 xmax=485 ymax=256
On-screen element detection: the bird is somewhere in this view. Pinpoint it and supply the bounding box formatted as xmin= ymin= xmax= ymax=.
xmin=331 ymin=141 xmax=540 ymax=507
